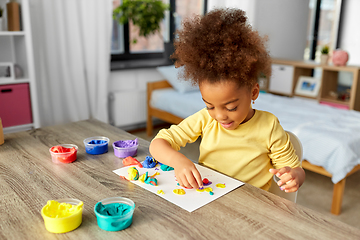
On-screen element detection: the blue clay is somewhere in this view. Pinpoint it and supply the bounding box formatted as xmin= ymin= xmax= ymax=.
xmin=143 ymin=156 xmax=157 ymax=168
xmin=85 ymin=140 xmax=108 ymax=155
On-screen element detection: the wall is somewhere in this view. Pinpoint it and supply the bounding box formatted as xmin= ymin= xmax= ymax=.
xmin=208 ymin=0 xmax=309 ymax=60
xmin=338 ymin=0 xmax=360 ymax=65
xmin=109 ymin=68 xmax=164 ymax=129
xmin=253 ymin=0 xmax=309 ymax=60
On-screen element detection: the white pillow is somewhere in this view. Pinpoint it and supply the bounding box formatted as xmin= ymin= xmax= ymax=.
xmin=156 ymin=65 xmax=199 ymax=93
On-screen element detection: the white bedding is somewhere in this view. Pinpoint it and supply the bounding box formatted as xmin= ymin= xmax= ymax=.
xmin=151 ymin=89 xmax=360 ymax=183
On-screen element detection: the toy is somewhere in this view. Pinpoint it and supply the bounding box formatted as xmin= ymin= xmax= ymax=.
xmin=332 ymin=49 xmax=349 ymax=66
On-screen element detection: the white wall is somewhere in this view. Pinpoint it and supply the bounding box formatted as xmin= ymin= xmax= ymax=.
xmin=207 ymin=0 xmax=257 ymax=26
xmin=253 ymin=0 xmax=309 ymax=60
xmin=338 ymin=0 xmax=360 ymax=65
xmin=208 ymin=0 xmax=309 ymax=60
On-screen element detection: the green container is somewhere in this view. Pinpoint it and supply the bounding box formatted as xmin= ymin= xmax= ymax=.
xmin=94 ymin=197 xmax=135 ymax=231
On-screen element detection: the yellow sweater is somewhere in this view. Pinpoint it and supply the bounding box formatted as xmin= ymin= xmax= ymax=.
xmin=153 ymin=108 xmax=300 ymax=190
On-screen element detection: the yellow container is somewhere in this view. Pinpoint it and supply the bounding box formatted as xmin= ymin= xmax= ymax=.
xmin=41 ymin=199 xmax=83 ymax=233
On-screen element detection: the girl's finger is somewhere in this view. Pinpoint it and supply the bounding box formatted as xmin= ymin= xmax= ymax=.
xmin=276 ymin=167 xmax=291 ymax=177
xmin=192 ymin=169 xmax=203 ymax=188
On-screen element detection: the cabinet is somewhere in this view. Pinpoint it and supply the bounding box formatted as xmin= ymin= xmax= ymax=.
xmin=109 ymin=68 xmax=164 ymax=130
xmin=268 ymin=59 xmax=360 ymax=111
xmin=268 ymin=64 xmax=295 ymax=96
xmin=0 ymin=0 xmax=39 ymax=133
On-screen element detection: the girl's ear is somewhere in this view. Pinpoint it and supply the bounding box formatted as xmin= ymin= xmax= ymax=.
xmin=251 ymin=83 xmax=260 ymax=101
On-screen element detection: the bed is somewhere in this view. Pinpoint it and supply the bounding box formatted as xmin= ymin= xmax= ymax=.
xmin=147 ymin=68 xmax=360 ymax=215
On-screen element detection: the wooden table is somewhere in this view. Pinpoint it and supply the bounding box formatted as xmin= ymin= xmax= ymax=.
xmin=1 ymin=119 xmax=360 ymax=239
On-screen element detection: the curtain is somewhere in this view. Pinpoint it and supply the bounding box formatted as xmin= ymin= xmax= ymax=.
xmin=29 ymin=0 xmax=112 ymax=127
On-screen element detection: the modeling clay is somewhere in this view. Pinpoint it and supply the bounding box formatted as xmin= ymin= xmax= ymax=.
xmin=176 ymin=182 xmax=192 ymax=189
xmin=119 ymin=176 xmax=128 ymax=181
xmin=42 ymin=200 xmax=83 ymax=218
xmin=85 ymin=139 xmax=108 ymax=155
xmin=216 ymin=183 xmax=226 ymax=188
xmin=138 ymin=172 xmax=158 ymax=186
xmin=196 ymin=188 xmax=205 ymax=192
xmin=151 ymin=172 xmax=160 ymax=177
xmin=138 ymin=172 xmax=147 ymax=183
xmin=204 ymin=187 xmax=213 ymax=192
xmin=113 ymin=138 xmax=139 ymax=158
xmin=145 ymin=176 xmax=158 ymax=186
xmin=157 ymin=190 xmax=165 ymax=194
xmin=160 ymin=164 xmax=174 ymax=171
xmin=95 ymin=202 xmax=132 ymax=216
xmin=50 ymin=146 xmax=75 ymax=153
xmin=115 ymin=138 xmax=138 ymax=148
xmin=203 ymin=178 xmax=212 ymax=186
xmin=173 ymin=189 xmax=186 ymax=195
xmin=143 ymin=156 xmax=157 ymax=168
xmin=127 ymin=167 xmax=139 ymax=180
xmin=50 ymin=146 xmax=77 ymax=163
xmin=123 ymin=156 xmax=143 ymax=168
xmin=209 ymin=191 xmax=214 ymax=195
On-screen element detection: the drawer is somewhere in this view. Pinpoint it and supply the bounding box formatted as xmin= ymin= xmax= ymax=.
xmin=0 ymin=83 xmax=33 ymax=127
xmin=269 ymin=64 xmax=295 ymax=95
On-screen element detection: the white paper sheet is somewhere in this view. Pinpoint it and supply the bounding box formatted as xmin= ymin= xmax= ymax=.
xmin=113 ymin=163 xmax=244 ymax=212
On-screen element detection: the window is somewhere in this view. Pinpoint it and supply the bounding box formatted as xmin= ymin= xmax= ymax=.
xmin=111 ymin=0 xmax=207 ymax=68
xmin=304 ymin=0 xmax=343 ymax=61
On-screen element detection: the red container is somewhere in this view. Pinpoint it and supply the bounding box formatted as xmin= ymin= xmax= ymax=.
xmin=0 ymin=83 xmax=33 ymax=127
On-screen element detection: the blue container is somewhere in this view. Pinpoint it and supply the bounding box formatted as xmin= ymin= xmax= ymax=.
xmin=83 ymin=136 xmax=109 ymax=155
xmin=94 ymin=197 xmax=135 ymax=231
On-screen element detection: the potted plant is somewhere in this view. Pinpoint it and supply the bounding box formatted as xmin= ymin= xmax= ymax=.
xmin=113 ymin=0 xmax=170 ymax=44
xmin=320 ymin=45 xmax=329 ymax=65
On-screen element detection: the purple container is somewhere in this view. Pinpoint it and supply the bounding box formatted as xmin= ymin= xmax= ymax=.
xmin=113 ymin=138 xmax=138 ymax=158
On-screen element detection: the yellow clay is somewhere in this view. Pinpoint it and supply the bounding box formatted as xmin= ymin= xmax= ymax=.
xmin=41 ymin=200 xmax=83 ymax=233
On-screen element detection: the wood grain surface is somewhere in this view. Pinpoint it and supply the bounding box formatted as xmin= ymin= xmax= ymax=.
xmin=1 ymin=119 xmax=359 ymax=239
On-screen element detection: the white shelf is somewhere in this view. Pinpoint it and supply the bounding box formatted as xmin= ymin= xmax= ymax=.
xmin=0 ymin=0 xmax=40 ymax=131
xmin=0 ymin=31 xmax=25 ymax=36
xmin=3 ymin=123 xmax=34 ymax=134
xmin=0 ymin=78 xmax=30 ymax=85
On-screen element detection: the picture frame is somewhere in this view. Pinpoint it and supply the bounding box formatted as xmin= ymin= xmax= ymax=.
xmin=0 ymin=62 xmax=15 ymax=81
xmin=295 ymin=76 xmax=321 ymax=97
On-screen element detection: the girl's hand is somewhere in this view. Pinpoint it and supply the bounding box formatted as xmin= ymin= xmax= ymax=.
xmin=149 ymin=138 xmax=203 ymax=189
xmin=269 ymin=166 xmax=305 ymax=193
xmin=173 ymin=157 xmax=203 ymax=189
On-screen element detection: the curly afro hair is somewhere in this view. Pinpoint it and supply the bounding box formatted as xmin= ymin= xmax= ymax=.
xmin=171 ymin=8 xmax=271 ymax=90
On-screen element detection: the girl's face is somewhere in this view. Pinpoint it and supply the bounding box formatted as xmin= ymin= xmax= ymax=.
xmin=199 ymin=80 xmax=259 ymax=130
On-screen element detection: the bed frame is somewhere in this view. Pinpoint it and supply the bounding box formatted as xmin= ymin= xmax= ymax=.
xmin=147 ymin=80 xmax=360 ymax=215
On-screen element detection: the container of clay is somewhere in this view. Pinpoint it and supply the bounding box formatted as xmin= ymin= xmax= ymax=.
xmin=112 ymin=138 xmax=138 ymax=158
xmin=41 ymin=198 xmax=84 ymax=233
xmin=83 ymin=136 xmax=109 ymax=155
xmin=49 ymin=144 xmax=78 ymax=164
xmin=94 ymin=197 xmax=135 ymax=231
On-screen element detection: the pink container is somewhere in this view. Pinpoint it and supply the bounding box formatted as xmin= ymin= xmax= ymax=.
xmin=0 ymin=83 xmax=33 ymax=127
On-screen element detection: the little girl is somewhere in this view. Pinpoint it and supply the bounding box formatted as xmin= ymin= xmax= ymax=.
xmin=149 ymin=8 xmax=305 ymax=192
